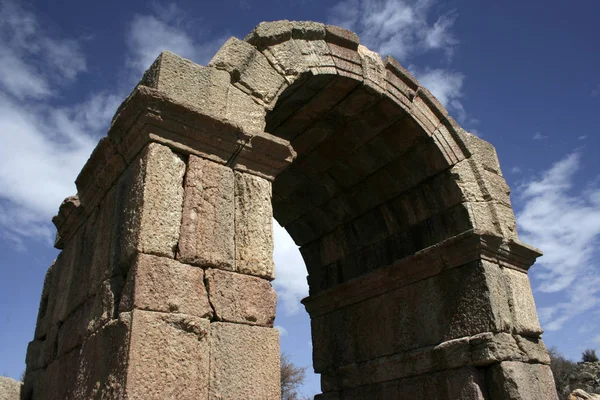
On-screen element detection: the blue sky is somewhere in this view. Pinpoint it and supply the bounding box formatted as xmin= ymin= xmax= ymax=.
xmin=0 ymin=0 xmax=599 ymax=397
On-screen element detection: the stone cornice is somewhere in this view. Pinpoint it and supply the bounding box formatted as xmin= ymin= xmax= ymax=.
xmin=52 ymin=85 xmax=295 ymax=249
xmin=302 ymin=230 xmax=542 ymax=318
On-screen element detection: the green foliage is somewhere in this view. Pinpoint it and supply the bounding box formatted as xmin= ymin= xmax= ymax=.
xmin=548 ymin=347 xmax=578 ymax=399
xmin=582 ymin=349 xmax=599 ymax=363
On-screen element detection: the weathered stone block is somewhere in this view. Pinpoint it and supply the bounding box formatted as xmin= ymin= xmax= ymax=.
xmin=127 ymin=310 xmax=210 ymax=399
xmin=0 ymin=376 xmax=21 ymax=400
xmin=311 ymin=260 xmax=512 ymax=371
xmin=178 ymin=156 xmax=235 ymax=270
xmin=487 ymin=361 xmax=558 ymax=400
xmin=140 ymin=51 xmax=230 ymax=117
xmin=503 ymin=267 xmax=543 ymax=335
xmin=461 ymin=132 xmax=502 ymax=175
xmin=225 ymin=84 xmax=266 ymax=135
xmin=120 ymin=253 xmax=212 ymax=318
xmin=341 ymin=367 xmax=487 ymax=400
xmin=209 ymin=322 xmax=280 ymax=399
xmin=205 ymin=268 xmax=276 ymax=326
xmin=73 ymin=313 xmax=131 ymax=400
xmin=209 ymin=37 xmax=286 ymax=103
xmin=118 ymin=142 xmax=186 ymax=265
xmin=74 ymin=137 xmax=127 ymax=213
xmin=234 ymin=171 xmax=275 ymax=279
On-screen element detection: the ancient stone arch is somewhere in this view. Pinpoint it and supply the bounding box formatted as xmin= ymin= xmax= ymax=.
xmin=22 ymin=21 xmax=558 ymax=399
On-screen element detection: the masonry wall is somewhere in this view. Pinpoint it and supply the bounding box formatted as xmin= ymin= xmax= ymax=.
xmin=22 ymin=19 xmax=558 ymax=400
xmin=22 ymin=143 xmax=280 ymax=400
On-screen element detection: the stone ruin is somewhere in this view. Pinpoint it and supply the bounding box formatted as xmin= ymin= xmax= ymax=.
xmin=18 ymin=21 xmax=559 ymax=399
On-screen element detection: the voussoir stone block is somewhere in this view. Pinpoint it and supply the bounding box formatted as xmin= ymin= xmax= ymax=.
xmin=209 ymin=322 xmax=280 ymax=399
xmin=127 ymin=310 xmax=210 ymax=400
xmin=209 ymin=37 xmax=286 ymax=103
xmin=234 ymin=171 xmax=275 ymax=279
xmin=120 ymin=253 xmax=212 ymax=318
xmin=178 ymin=155 xmax=235 ymax=270
xmin=205 ymin=268 xmax=276 ymax=326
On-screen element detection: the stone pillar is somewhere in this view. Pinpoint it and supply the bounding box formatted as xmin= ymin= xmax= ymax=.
xmin=303 ymin=235 xmax=557 ymax=400
xmin=22 ymin=92 xmax=285 ymax=398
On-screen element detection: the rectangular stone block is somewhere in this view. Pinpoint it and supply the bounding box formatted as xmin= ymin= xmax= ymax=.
xmin=48 ymin=234 xmax=79 ymax=324
xmin=311 ymin=260 xmax=511 ymax=371
xmin=87 ymin=185 xmax=119 ymax=297
xmin=73 ymin=313 xmax=132 ymax=400
xmin=209 ymin=322 xmax=280 ymax=399
xmin=126 ymin=310 xmax=210 ymax=399
xmin=178 ymin=155 xmax=235 ymax=270
xmin=209 ymin=37 xmax=286 ymax=104
xmin=120 ymin=253 xmax=212 ymax=318
xmin=117 ymin=142 xmax=186 ymax=266
xmin=487 ymin=361 xmax=558 ymax=400
xmin=234 ymin=171 xmax=275 ymax=279
xmin=205 ymin=268 xmax=276 ymax=326
xmin=141 ymin=51 xmax=230 ymax=117
xmin=341 ymin=367 xmax=487 ymax=400
xmin=503 ymin=267 xmax=543 ymax=335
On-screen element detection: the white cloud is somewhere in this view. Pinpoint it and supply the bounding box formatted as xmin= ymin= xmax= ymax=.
xmin=328 ymin=0 xmax=458 ymax=60
xmin=515 ymin=152 xmax=600 ymax=331
xmin=532 ymin=132 xmax=548 ymax=140
xmin=272 ymin=221 xmax=310 ymax=316
xmin=327 ymin=0 xmax=470 ymax=126
xmin=511 ymin=166 xmax=522 ymax=174
xmin=0 ymin=1 xmax=86 ymax=100
xmin=0 ymin=91 xmax=109 ymax=246
xmin=0 ymin=1 xmax=101 ymax=247
xmin=126 ymin=4 xmax=226 ymax=73
xmin=0 ymin=2 xmax=226 ymax=248
xmin=413 ymin=68 xmax=464 ymax=108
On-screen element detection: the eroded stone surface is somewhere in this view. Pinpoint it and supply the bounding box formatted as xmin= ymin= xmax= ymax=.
xmin=234 ymin=171 xmax=274 ymax=279
xmin=205 ymin=268 xmax=276 ymax=326
xmin=127 ymin=310 xmax=210 ymax=400
xmin=178 ymin=155 xmax=235 ymax=270
xmin=120 ymin=254 xmax=212 ymax=318
xmin=487 ymin=361 xmax=559 ymax=400
xmin=0 ymin=377 xmax=21 ymax=400
xmin=209 ymin=322 xmax=280 ymax=399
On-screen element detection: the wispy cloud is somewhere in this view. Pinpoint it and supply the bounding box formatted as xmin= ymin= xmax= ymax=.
xmin=126 ymin=4 xmax=226 ymax=73
xmin=515 ymin=152 xmax=600 ymax=331
xmin=532 ymin=132 xmax=548 ymax=140
xmin=0 ymin=1 xmax=86 ymax=100
xmin=328 ymin=0 xmax=470 ymax=126
xmin=410 ymin=67 xmax=468 ymax=123
xmin=0 ymin=2 xmax=220 ymax=249
xmin=591 ymin=84 xmax=600 ymax=98
xmin=328 ymin=0 xmax=458 ymax=60
xmin=273 ymin=221 xmax=309 ymax=316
